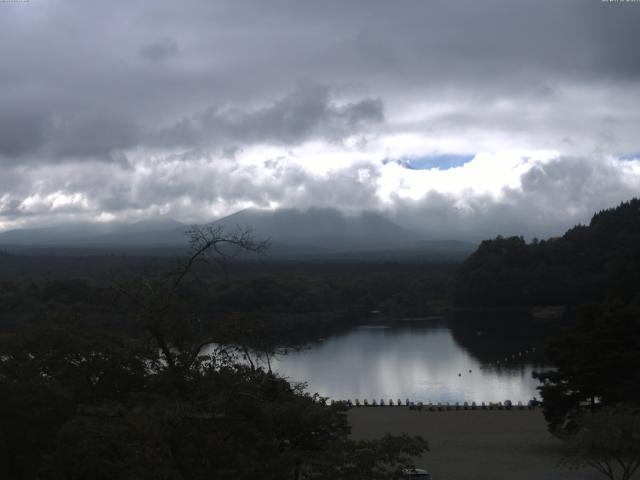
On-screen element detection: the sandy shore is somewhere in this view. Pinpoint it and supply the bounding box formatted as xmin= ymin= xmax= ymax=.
xmin=348 ymin=408 xmax=604 ymax=480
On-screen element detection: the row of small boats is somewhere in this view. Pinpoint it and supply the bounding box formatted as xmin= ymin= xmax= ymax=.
xmin=328 ymin=398 xmax=540 ymax=409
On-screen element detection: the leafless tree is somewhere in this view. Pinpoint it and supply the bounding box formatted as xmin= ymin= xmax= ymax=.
xmin=114 ymin=224 xmax=267 ymax=394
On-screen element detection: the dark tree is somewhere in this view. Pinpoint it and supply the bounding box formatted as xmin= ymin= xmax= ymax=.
xmin=560 ymin=406 xmax=640 ymax=480
xmin=0 ymin=225 xmax=428 ymax=479
xmin=534 ymin=301 xmax=640 ymax=433
xmin=453 ymin=198 xmax=640 ymax=307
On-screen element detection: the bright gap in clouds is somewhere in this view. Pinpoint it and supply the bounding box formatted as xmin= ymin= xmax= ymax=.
xmin=376 ymin=150 xmax=560 ymax=202
xmin=400 ymin=154 xmax=475 ymax=171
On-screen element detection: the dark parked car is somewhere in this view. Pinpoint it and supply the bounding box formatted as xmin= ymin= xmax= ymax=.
xmin=401 ymin=467 xmax=431 ymax=479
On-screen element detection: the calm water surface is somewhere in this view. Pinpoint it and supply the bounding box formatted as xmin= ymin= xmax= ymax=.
xmin=268 ymin=320 xmax=548 ymax=404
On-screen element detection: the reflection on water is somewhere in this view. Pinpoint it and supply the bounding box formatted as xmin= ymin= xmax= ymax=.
xmin=269 ymin=319 xmax=548 ymax=403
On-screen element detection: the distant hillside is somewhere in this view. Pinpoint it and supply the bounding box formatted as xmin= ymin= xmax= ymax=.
xmin=212 ymin=208 xmax=420 ymax=252
xmin=0 ymin=219 xmax=185 ymax=247
xmin=0 ymin=208 xmax=475 ymax=260
xmin=453 ymin=198 xmax=640 ymax=307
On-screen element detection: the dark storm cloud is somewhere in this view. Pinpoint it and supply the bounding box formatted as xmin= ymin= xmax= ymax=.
xmin=156 ymin=86 xmax=384 ymax=149
xmin=0 ymin=107 xmax=47 ymax=157
xmin=1 ymin=0 xmax=639 ymax=232
xmin=0 ymin=108 xmax=141 ymax=163
xmin=1 ymin=0 xmax=638 ymax=166
xmin=139 ymin=37 xmax=179 ymax=63
xmin=48 ymin=114 xmax=142 ymax=159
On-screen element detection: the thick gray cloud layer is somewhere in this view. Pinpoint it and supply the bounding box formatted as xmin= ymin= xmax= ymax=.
xmin=1 ymin=0 xmax=639 ymax=236
xmin=155 ymin=85 xmax=384 ymax=149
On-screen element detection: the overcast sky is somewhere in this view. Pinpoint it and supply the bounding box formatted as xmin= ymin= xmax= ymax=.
xmin=1 ymin=0 xmax=639 ymax=239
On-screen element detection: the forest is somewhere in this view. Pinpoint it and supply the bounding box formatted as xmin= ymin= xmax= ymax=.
xmin=453 ymin=198 xmax=640 ymax=307
xmin=0 ymin=228 xmax=442 ymax=479
xmin=452 ymin=200 xmax=640 ymax=442
xmin=2 ymin=200 xmax=640 ymax=478
xmin=0 ymin=254 xmax=454 ymax=348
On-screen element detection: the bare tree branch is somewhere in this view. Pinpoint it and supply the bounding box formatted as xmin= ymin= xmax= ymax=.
xmin=110 ymin=224 xmax=267 ymax=396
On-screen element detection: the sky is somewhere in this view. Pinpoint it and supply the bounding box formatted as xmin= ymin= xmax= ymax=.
xmin=1 ymin=0 xmax=640 ymax=239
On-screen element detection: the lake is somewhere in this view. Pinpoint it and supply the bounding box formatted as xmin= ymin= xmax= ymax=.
xmin=266 ymin=317 xmax=550 ymax=404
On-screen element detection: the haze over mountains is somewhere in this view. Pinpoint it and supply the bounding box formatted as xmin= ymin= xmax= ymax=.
xmin=0 ymin=208 xmax=475 ymax=259
xmin=0 ymin=218 xmax=186 ymax=248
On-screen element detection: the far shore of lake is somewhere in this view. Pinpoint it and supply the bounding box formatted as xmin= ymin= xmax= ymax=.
xmin=348 ymin=408 xmax=603 ymax=480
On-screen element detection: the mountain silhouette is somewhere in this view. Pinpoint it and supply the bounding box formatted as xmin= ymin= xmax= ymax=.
xmin=0 ymin=208 xmax=475 ymax=258
xmin=212 ymin=208 xmax=420 ymax=252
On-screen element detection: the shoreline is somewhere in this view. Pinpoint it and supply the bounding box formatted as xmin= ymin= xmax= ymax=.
xmin=339 ymin=401 xmax=537 ymax=409
xmin=348 ymin=408 xmax=603 ymax=480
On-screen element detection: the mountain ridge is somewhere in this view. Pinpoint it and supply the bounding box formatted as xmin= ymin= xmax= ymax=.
xmin=0 ymin=208 xmax=476 ymax=259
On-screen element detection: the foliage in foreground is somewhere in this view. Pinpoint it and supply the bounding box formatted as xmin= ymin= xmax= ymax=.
xmin=534 ymin=301 xmax=640 ymax=434
xmin=0 ymin=226 xmax=428 ymax=479
xmin=561 ymin=406 xmax=640 ymax=480
xmin=0 ymin=318 xmax=427 ymax=480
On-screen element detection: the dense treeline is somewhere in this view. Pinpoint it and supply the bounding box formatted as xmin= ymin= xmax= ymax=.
xmin=453 ymin=199 xmax=640 ymax=307
xmin=452 ymin=199 xmax=640 ymax=437
xmin=0 ymin=227 xmax=429 ymax=479
xmin=0 ymin=260 xmax=454 ymax=341
xmin=0 ymin=317 xmax=428 ymax=480
xmin=534 ymin=300 xmax=640 ymax=433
